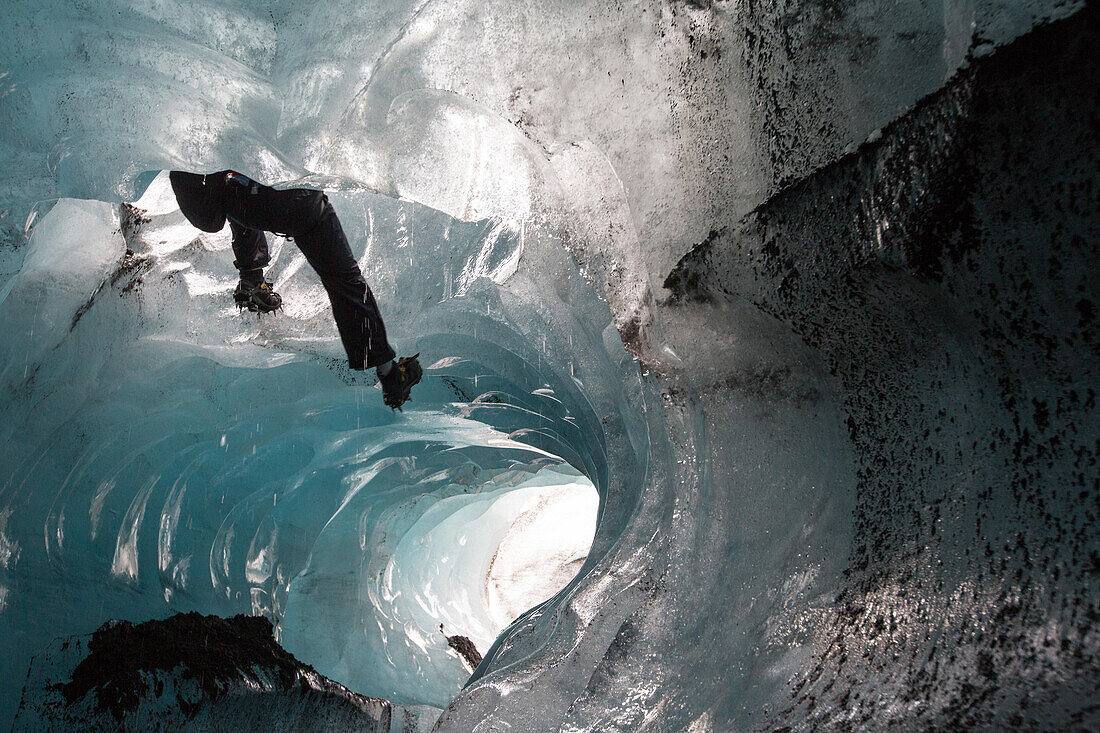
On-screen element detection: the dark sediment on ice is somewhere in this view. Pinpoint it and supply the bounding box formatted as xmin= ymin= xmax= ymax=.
xmin=440 ymin=624 xmax=483 ymax=671
xmin=666 ymin=6 xmax=1099 ymax=730
xmin=19 ymin=612 xmax=395 ymax=732
xmin=61 ymin=613 xmax=325 ymax=718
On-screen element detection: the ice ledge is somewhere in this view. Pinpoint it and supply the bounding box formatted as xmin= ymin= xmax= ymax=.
xmin=14 ymin=612 xmax=440 ymax=732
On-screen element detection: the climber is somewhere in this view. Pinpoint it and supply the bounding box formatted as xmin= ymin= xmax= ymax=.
xmin=168 ymin=170 xmax=421 ymax=409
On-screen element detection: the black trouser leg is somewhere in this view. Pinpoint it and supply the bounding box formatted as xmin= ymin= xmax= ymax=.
xmin=292 ymin=200 xmax=396 ymax=370
xmin=230 ymin=220 xmax=270 ymax=279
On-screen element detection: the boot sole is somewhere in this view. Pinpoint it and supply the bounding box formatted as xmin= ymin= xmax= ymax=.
xmin=236 ymin=298 xmax=282 ymax=314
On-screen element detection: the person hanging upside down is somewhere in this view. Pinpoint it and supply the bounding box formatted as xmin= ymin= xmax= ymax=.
xmin=168 ymin=170 xmax=422 ymax=409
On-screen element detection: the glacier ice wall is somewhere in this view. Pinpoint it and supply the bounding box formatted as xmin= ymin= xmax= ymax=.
xmin=662 ymin=12 xmax=1100 ymax=730
xmin=0 ymin=0 xmax=1097 ymax=731
xmin=0 ymin=169 xmax=632 ymax=722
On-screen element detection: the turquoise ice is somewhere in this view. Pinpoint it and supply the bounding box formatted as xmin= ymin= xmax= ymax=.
xmin=0 ymin=0 xmax=1094 ymax=730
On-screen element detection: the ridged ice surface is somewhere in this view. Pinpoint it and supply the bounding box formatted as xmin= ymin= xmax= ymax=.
xmin=0 ymin=0 xmax=1095 ymax=731
xmin=0 ymin=171 xmax=621 ymax=721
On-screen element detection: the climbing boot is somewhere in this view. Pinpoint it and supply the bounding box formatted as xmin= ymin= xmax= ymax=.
xmin=380 ymin=354 xmax=422 ymax=411
xmin=234 ymin=277 xmax=282 ymax=314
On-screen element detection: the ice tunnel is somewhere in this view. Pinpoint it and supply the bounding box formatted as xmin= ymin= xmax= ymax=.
xmin=1 ymin=0 xmax=1098 ymax=731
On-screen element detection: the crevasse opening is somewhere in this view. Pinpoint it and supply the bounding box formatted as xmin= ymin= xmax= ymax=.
xmin=0 ymin=168 xmax=629 ymax=716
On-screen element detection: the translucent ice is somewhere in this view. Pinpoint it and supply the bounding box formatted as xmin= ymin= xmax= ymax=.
xmin=0 ymin=0 xmax=1093 ymax=731
xmin=0 ymin=171 xmax=626 ymax=726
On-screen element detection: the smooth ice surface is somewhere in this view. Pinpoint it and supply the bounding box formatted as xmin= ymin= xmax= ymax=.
xmin=282 ymin=464 xmax=597 ymax=705
xmin=0 ymin=171 xmax=621 ymax=722
xmin=0 ymin=1 xmax=1094 ymax=731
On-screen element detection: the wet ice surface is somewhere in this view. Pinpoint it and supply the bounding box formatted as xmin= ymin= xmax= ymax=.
xmin=0 ymin=0 xmax=1095 ymax=730
xmin=284 ymin=464 xmax=598 ymax=704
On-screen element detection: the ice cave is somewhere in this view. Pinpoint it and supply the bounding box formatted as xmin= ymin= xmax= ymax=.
xmin=0 ymin=0 xmax=1097 ymax=730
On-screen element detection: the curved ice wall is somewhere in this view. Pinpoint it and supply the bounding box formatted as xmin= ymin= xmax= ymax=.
xmin=0 ymin=169 xmax=624 ymax=713
xmin=1 ymin=0 xmax=1097 ymax=730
